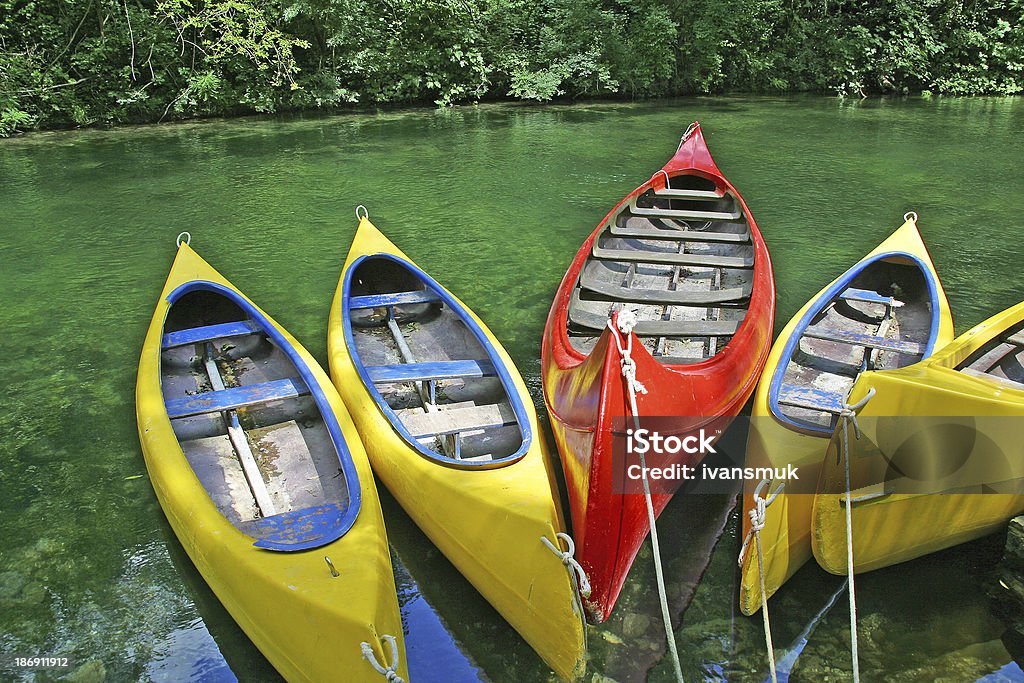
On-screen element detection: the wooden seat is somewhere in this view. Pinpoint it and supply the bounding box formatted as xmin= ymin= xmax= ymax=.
xmin=365 ymin=359 xmax=497 ymax=384
xmin=578 ymin=263 xmax=751 ymax=305
xmin=628 ymin=199 xmax=744 ymax=222
xmin=802 ymin=327 xmax=926 ymax=355
xmin=653 ymin=187 xmax=725 ymax=201
xmin=166 ymin=377 xmax=310 ymax=419
xmin=839 ymin=288 xmax=903 ymax=307
xmin=162 ymin=320 xmax=260 ymax=349
xmin=349 ymin=289 xmax=441 ymax=310
xmin=608 ymin=223 xmax=750 ymax=243
xmin=243 ymin=502 xmax=350 ymax=551
xmin=567 ymin=297 xmax=741 ymax=337
xmin=401 ymin=402 xmax=517 ymax=438
xmin=591 ymin=244 xmax=754 ymax=269
xmin=778 ymin=385 xmax=846 ymax=414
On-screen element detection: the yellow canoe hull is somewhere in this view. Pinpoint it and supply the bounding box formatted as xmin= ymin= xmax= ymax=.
xmin=813 ymin=300 xmax=1024 ymax=574
xmin=137 ymin=243 xmax=407 ymax=682
xmin=738 ymin=217 xmax=954 ymax=615
xmin=327 ymin=218 xmax=587 ymax=680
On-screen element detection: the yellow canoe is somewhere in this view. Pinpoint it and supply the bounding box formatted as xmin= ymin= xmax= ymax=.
xmin=812 ymin=300 xmax=1024 ymax=574
xmin=137 ymin=240 xmax=407 ymax=682
xmin=327 ymin=215 xmax=587 ymax=680
xmin=738 ymin=215 xmax=953 ymax=615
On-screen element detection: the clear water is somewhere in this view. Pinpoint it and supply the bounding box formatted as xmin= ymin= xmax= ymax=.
xmin=2 ymin=95 xmax=1023 ymax=682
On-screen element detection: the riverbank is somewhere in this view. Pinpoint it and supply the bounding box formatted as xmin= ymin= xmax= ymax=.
xmin=4 ymin=0 xmax=1023 ymax=137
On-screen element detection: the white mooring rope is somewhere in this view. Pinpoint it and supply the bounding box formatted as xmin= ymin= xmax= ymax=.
xmin=360 ymin=634 xmax=404 ymax=682
xmin=838 ymin=387 xmax=876 ymax=683
xmin=606 ymin=310 xmax=684 ymax=683
xmin=737 ymin=479 xmax=783 ymax=683
xmin=542 ymin=532 xmax=593 ymax=600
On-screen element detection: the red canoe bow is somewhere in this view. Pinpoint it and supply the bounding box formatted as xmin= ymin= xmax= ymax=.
xmin=541 ymin=122 xmax=775 ymax=623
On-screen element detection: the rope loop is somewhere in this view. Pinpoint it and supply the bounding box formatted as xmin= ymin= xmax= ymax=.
xmin=607 ymin=312 xmax=649 ymax=397
xmin=681 ymin=121 xmax=699 ymax=143
xmin=903 ymin=211 xmax=918 ymax=223
xmin=737 ymin=479 xmax=784 ymax=567
xmin=542 ymin=532 xmax=592 ymax=599
xmin=838 ymin=387 xmax=876 ymax=444
xmin=652 ymin=168 xmax=671 ymax=190
xmin=355 ymin=204 xmax=369 ymax=221
xmin=176 ymin=231 xmax=191 ymax=247
xmin=360 ymin=634 xmax=404 ymax=683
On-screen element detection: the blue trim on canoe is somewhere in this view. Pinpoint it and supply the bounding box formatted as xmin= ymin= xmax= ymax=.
xmin=365 ymin=359 xmax=497 ymax=384
xmin=164 ymin=281 xmax=362 ymax=551
xmin=165 ymin=377 xmax=310 ymax=419
xmin=341 ymin=254 xmax=532 ymax=468
xmin=768 ymin=250 xmax=942 ymax=436
xmin=162 ymin=319 xmax=260 ymax=349
xmin=350 ymin=290 xmax=442 ymax=309
xmin=247 ymin=503 xmax=351 ymax=552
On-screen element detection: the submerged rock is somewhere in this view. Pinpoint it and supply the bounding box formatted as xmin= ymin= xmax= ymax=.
xmin=621 ymin=612 xmax=650 ymax=639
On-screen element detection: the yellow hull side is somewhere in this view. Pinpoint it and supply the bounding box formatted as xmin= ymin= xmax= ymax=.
xmin=327 ymin=218 xmax=587 ymax=680
xmin=738 ymin=217 xmax=954 ymax=615
xmin=137 ymin=243 xmax=407 ymax=682
xmin=813 ymin=301 xmax=1024 ymax=574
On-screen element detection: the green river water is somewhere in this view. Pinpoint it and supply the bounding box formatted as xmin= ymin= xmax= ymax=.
xmin=2 ymin=96 xmax=1023 ymax=682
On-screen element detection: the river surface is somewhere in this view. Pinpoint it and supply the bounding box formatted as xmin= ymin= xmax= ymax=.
xmin=2 ymin=96 xmax=1023 ymax=682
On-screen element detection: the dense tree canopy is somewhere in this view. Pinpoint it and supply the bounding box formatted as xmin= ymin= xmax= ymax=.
xmin=2 ymin=0 xmax=1022 ymax=134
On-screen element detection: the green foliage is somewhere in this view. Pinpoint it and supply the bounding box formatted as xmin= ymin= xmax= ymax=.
xmin=1 ymin=0 xmax=1022 ymax=134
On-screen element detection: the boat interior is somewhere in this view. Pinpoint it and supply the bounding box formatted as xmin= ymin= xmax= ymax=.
xmin=775 ymin=259 xmax=935 ymax=430
xmin=347 ymin=257 xmax=524 ymax=464
xmin=161 ymin=288 xmax=352 ymax=547
xmin=566 ymin=173 xmax=754 ymax=364
xmin=959 ymin=322 xmax=1024 ymax=389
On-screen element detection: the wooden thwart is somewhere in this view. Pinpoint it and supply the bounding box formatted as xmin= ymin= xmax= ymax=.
xmin=609 ymin=223 xmax=750 ymax=243
xmin=802 ymin=327 xmax=926 ymax=356
xmin=652 ymin=187 xmax=725 ymax=201
xmin=777 ymin=385 xmax=846 ymax=414
xmin=162 ymin=320 xmax=260 ymax=349
xmin=366 ymin=359 xmax=497 ymax=384
xmin=628 ymin=199 xmax=744 ymax=222
xmin=579 ymin=264 xmax=751 ymax=305
xmin=349 ymin=289 xmax=441 ymax=309
xmin=401 ymin=402 xmax=517 ymax=438
xmin=592 ymin=244 xmax=754 ymax=269
xmin=567 ymin=297 xmax=741 ymax=337
xmin=166 ymin=377 xmax=310 ymax=419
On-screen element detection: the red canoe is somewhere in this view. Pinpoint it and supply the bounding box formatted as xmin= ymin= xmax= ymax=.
xmin=541 ymin=122 xmax=775 ymax=623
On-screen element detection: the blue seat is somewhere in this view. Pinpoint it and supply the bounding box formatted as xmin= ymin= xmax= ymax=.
xmin=365 ymin=359 xmax=497 ymax=384
xmin=839 ymin=288 xmax=899 ymax=307
xmin=778 ymin=385 xmax=846 ymax=414
xmin=166 ymin=377 xmax=310 ymax=419
xmin=246 ymin=503 xmax=351 ymax=552
xmin=349 ymin=290 xmax=441 ymax=310
xmin=162 ymin=320 xmax=260 ymax=349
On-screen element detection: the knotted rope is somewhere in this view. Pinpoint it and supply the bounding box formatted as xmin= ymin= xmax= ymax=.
xmin=737 ymin=479 xmax=784 ymax=683
xmin=360 ymin=634 xmax=404 ymax=682
xmin=606 ymin=310 xmax=683 ymax=683
xmin=838 ymin=387 xmax=876 ymax=683
xmin=542 ymin=531 xmax=593 ymax=600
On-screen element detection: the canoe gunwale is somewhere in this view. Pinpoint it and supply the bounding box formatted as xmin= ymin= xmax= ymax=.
xmin=163 ymin=279 xmax=365 ymax=548
xmin=766 ymin=250 xmax=944 ymax=437
xmin=341 ymin=252 xmax=532 ymax=471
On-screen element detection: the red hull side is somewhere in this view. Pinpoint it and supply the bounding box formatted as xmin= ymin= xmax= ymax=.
xmin=541 ymin=123 xmax=775 ymax=623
